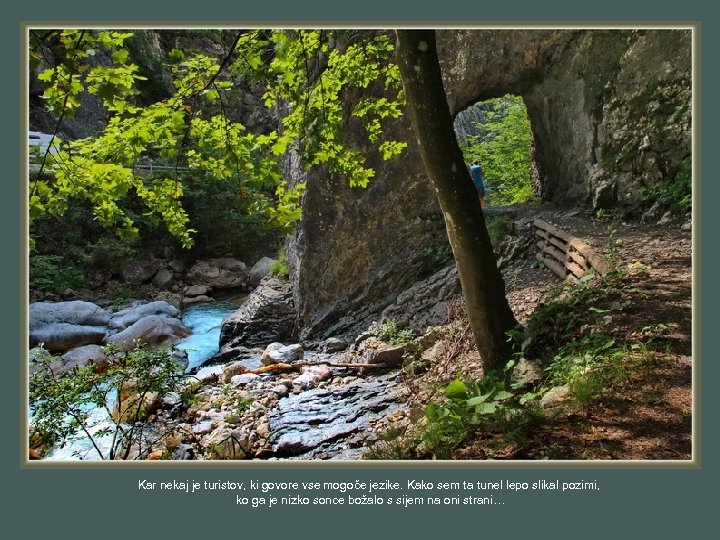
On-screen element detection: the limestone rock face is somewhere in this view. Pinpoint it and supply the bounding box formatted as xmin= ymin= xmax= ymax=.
xmin=380 ymin=265 xmax=461 ymax=334
xmin=288 ymin=29 xmax=691 ymax=343
xmin=218 ymin=277 xmax=295 ymax=350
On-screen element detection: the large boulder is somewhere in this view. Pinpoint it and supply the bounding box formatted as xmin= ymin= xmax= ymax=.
xmin=29 ymin=301 xmax=111 ymax=352
xmin=109 ymin=301 xmax=181 ymax=332
xmin=248 ymin=257 xmax=276 ymax=287
xmin=106 ymin=315 xmax=190 ymax=351
xmin=30 ymin=301 xmax=110 ymax=328
xmin=184 ymin=258 xmax=249 ymax=290
xmin=218 ymin=276 xmax=295 ymax=350
xmin=121 ymin=260 xmax=160 ymax=286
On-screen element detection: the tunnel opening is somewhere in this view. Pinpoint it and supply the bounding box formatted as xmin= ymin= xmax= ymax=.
xmin=453 ymin=94 xmax=537 ymax=208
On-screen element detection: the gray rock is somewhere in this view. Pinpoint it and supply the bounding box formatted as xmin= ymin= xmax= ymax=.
xmin=105 ymin=315 xmax=190 ymax=350
xmin=182 ymin=295 xmax=214 ymax=306
xmin=204 ymin=428 xmax=249 ymax=459
xmin=121 ymin=260 xmax=159 ymax=285
xmin=261 ymin=343 xmax=303 ymax=365
xmin=248 ymin=257 xmax=276 ymax=287
xmin=168 ymin=259 xmax=186 ymax=273
xmin=184 ymin=258 xmax=248 ymax=290
xmin=267 ymin=377 xmax=407 ymax=457
xmin=109 ymin=301 xmax=181 ymax=331
xmin=193 ymin=421 xmax=213 ymax=435
xmin=60 ymin=344 xmax=107 ymax=370
xmin=152 ymin=268 xmax=174 ymax=289
xmin=230 ymin=373 xmax=261 ymax=387
xmin=218 ymin=277 xmax=295 ymax=349
xmin=380 ymin=265 xmax=461 ymax=334
xmin=30 ymin=323 xmax=107 ymax=352
xmin=171 ymin=444 xmax=195 ymax=460
xmin=30 ymin=301 xmax=110 ymax=329
xmin=323 ymin=337 xmax=348 ymax=353
xmin=184 ymin=285 xmax=211 ymax=297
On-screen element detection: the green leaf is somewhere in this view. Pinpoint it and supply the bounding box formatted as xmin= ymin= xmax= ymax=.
xmin=466 ymin=393 xmax=490 ymax=406
xmin=474 ymin=402 xmax=498 ymax=415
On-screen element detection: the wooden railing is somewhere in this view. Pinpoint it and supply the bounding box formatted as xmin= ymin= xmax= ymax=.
xmin=534 ymin=219 xmax=609 ymax=281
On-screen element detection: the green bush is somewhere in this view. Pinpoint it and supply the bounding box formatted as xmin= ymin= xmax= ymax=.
xmin=641 ymin=165 xmax=691 ymax=211
xmin=369 ymin=319 xmax=414 ymax=346
xmin=29 ymin=254 xmax=85 ymax=293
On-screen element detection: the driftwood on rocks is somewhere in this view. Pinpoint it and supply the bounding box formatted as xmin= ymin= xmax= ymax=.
xmin=227 ymin=360 xmax=388 ymax=377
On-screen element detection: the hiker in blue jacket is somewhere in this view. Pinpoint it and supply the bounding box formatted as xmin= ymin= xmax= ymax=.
xmin=469 ymin=160 xmax=486 ymax=207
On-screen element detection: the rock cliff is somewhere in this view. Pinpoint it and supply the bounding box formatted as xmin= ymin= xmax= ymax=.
xmin=289 ymin=28 xmax=692 ymax=341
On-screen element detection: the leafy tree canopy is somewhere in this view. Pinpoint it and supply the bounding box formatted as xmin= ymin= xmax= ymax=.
xmin=29 ymin=29 xmax=407 ymax=248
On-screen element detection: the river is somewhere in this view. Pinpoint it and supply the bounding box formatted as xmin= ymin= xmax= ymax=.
xmin=176 ymin=295 xmax=246 ymax=372
xmin=43 ymin=296 xmax=244 ymax=460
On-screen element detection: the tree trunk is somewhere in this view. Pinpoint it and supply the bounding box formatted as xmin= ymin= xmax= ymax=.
xmin=395 ymin=29 xmax=518 ymax=372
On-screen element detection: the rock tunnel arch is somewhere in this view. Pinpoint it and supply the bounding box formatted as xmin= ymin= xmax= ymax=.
xmin=437 ymin=28 xmax=692 ymax=211
xmin=288 ymin=28 xmax=692 ymax=341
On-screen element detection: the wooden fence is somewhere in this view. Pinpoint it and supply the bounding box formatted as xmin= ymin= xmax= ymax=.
xmin=534 ymin=219 xmax=609 ymax=281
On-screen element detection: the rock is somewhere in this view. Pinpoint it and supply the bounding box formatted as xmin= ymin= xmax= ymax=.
xmin=109 ymin=301 xmax=181 ymax=331
xmin=511 ymin=358 xmax=544 ymax=388
xmin=171 ymin=444 xmax=195 ymax=460
xmin=267 ymin=377 xmax=406 ymax=457
xmin=657 ymin=211 xmax=674 ymax=225
xmin=30 ymin=300 xmax=110 ymax=329
xmin=540 ymin=386 xmax=571 ymax=409
xmin=152 ymin=268 xmax=174 ymax=289
xmin=121 ymin=260 xmax=160 ymax=285
xmin=681 ymin=221 xmax=692 ymax=231
xmin=204 ymin=428 xmax=249 ymax=459
xmin=261 ymin=343 xmax=303 ymax=365
xmin=194 ymin=365 xmax=224 ymax=384
xmin=292 ymin=365 xmax=332 ymax=390
xmin=271 ymin=384 xmax=290 ymax=398
xmin=218 ymin=277 xmax=296 ymax=349
xmin=105 ymin=315 xmax=190 ymax=351
xmin=168 ymin=259 xmax=186 ymax=273
xmin=222 ymin=361 xmax=249 ymax=383
xmin=230 ymin=373 xmax=261 ymax=387
xmin=59 ymin=344 xmax=107 ymax=372
xmin=184 ymin=285 xmax=211 ymax=297
xmin=29 ymin=323 xmax=107 ymax=353
xmin=380 ymin=265 xmax=461 ymax=334
xmin=366 ymin=343 xmax=407 ymax=368
xmin=182 ymin=295 xmax=214 ymax=306
xmin=112 ymin=380 xmax=162 ymax=423
xmin=28 ymin=300 xmax=114 ymax=352
xmin=592 ymin=176 xmax=616 ymax=209
xmin=193 ymin=421 xmax=213 ymax=435
xmin=248 ymin=257 xmax=276 ymax=287
xmin=323 ymin=337 xmax=348 ymax=353
xmin=184 ymin=258 xmax=248 ymax=290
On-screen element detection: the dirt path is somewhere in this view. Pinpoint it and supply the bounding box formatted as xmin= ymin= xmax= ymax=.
xmin=509 ymin=213 xmax=693 ymax=460
xmin=394 ymin=207 xmax=693 ymax=460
